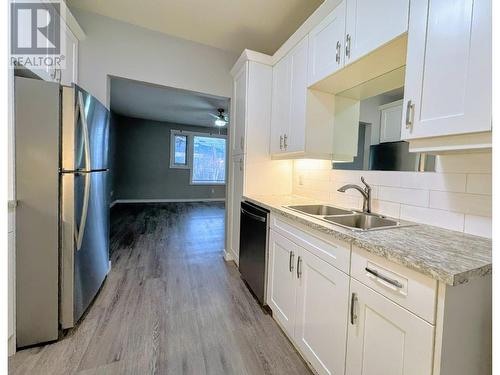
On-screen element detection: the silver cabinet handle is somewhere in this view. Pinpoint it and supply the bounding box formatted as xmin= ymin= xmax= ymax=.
xmin=405 ymin=100 xmax=415 ymax=130
xmin=283 ymin=134 xmax=288 ymax=149
xmin=365 ymin=267 xmax=403 ymax=289
xmin=350 ymin=292 xmax=358 ymax=325
xmin=345 ymin=34 xmax=351 ymax=58
xmin=289 ymin=251 xmax=295 ymax=272
xmin=239 ymin=158 xmax=243 ymax=172
xmin=279 ymin=135 xmax=283 ymax=150
xmin=296 ymin=256 xmax=302 ymax=278
xmin=240 ymin=136 xmax=245 ymax=151
xmin=335 ymin=41 xmax=341 ymax=64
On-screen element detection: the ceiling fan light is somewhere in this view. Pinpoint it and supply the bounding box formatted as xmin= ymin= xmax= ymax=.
xmin=215 ymin=118 xmax=227 ymax=127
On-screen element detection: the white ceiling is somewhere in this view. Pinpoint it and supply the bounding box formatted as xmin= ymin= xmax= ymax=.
xmin=110 ymin=77 xmax=230 ymax=128
xmin=68 ymin=0 xmax=323 ymax=54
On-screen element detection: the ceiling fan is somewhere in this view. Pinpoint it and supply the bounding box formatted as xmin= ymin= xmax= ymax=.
xmin=210 ymin=108 xmax=228 ymax=127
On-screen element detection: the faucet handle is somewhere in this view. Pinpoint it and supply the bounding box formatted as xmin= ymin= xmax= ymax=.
xmin=360 ymin=176 xmax=371 ymax=191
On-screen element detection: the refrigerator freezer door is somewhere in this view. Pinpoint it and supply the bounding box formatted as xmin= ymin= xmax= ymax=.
xmin=61 ymin=84 xmax=109 ymax=172
xmin=15 ymin=77 xmax=60 ymax=347
xmin=60 ymin=171 xmax=110 ymax=328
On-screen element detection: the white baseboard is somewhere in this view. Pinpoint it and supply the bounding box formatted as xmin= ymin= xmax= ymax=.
xmin=223 ymin=249 xmax=234 ymax=262
xmin=110 ymin=198 xmax=226 ymax=207
xmin=226 ymin=248 xmax=239 ymax=267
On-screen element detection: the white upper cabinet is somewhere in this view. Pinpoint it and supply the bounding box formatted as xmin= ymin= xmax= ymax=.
xmin=270 ymin=36 xmax=308 ymax=155
xmin=402 ymin=0 xmax=491 ymax=140
xmin=287 ymin=37 xmax=309 ymax=153
xmin=295 ymin=248 xmax=349 ymax=375
xmin=346 ymin=279 xmax=434 ymax=375
xmin=379 ymin=99 xmax=403 ymax=143
xmin=232 ymin=63 xmax=248 ymax=155
xmin=60 ymin=22 xmax=79 ymax=86
xmin=270 ymin=56 xmax=291 ymax=154
xmin=345 ymin=0 xmax=409 ymax=64
xmin=307 ymin=1 xmax=346 ymax=86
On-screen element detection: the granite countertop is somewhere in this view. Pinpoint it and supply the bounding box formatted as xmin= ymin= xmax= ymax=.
xmin=244 ymin=194 xmax=492 ymax=286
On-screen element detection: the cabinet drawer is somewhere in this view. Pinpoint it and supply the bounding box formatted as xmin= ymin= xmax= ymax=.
xmin=270 ymin=214 xmax=350 ymax=274
xmin=351 ymin=246 xmax=437 ymax=324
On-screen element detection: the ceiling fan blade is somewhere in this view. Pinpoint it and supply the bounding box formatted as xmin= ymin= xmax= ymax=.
xmin=209 ymin=113 xmax=219 ymax=119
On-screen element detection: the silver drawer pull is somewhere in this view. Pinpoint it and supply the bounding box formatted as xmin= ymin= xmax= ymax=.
xmin=365 ymin=267 xmax=403 ymax=289
xmin=350 ymin=292 xmax=358 ymax=325
xmin=289 ymin=251 xmax=295 ymax=272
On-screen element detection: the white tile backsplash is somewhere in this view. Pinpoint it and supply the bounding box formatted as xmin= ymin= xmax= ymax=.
xmin=292 ymin=152 xmax=492 ymax=237
xmin=466 ymin=174 xmax=492 ymax=195
xmin=429 ymin=191 xmax=492 ymax=217
xmin=400 ymin=205 xmax=465 ymax=232
xmin=464 ymin=215 xmax=492 ymax=238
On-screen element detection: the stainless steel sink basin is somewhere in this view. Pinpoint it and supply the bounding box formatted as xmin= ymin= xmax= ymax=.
xmin=287 ymin=204 xmax=353 ymax=216
xmin=323 ymin=214 xmax=400 ymax=231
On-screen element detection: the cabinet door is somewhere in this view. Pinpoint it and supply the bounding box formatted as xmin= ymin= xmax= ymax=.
xmin=346 ymin=279 xmax=434 ymax=375
xmin=345 ymin=0 xmax=409 ymax=64
xmin=229 ymin=156 xmax=244 ymax=260
xmin=379 ymin=100 xmax=403 ymax=143
xmin=268 ymin=230 xmax=299 ymax=337
xmin=307 ymin=1 xmax=346 ymax=85
xmin=60 ymin=23 xmax=78 ymax=86
xmin=270 ymin=56 xmax=291 ymax=154
xmin=287 ymin=37 xmax=308 ymax=154
xmin=402 ymin=0 xmax=491 ymax=139
xmin=232 ymin=63 xmax=247 ymax=155
xmin=295 ymin=248 xmax=349 ymax=375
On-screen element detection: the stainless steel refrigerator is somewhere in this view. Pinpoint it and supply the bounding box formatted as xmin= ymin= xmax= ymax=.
xmin=15 ymin=76 xmax=110 ymax=347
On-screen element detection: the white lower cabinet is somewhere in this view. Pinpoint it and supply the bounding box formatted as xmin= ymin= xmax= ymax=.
xmin=268 ymin=230 xmax=299 ymax=336
xmin=295 ymin=248 xmax=349 ymax=375
xmin=345 ymin=279 xmax=434 ymax=375
xmin=268 ymin=228 xmax=350 ymax=375
xmin=267 ymin=217 xmax=437 ymax=375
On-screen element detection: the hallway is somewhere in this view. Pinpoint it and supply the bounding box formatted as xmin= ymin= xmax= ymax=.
xmin=9 ymin=203 xmax=311 ymax=374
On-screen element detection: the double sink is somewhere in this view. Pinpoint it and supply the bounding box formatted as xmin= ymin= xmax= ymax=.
xmin=285 ymin=204 xmax=403 ymax=231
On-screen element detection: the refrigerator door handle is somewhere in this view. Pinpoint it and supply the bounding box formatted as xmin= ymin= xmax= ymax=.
xmin=77 ymin=91 xmax=92 ymax=171
xmin=74 ymin=172 xmax=91 ymax=251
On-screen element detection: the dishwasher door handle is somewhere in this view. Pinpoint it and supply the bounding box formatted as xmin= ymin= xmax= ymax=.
xmin=241 ymin=208 xmax=266 ymax=223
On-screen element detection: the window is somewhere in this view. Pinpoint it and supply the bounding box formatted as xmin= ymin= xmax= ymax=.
xmin=169 ymin=130 xmax=227 ymax=184
xmin=191 ymin=136 xmax=226 ymax=184
xmin=170 ymin=131 xmax=188 ymax=168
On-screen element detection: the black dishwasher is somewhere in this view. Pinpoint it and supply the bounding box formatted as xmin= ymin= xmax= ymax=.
xmin=239 ymin=201 xmax=269 ymax=305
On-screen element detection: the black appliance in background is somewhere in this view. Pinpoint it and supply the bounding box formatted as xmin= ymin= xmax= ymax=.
xmin=239 ymin=201 xmax=270 ymax=305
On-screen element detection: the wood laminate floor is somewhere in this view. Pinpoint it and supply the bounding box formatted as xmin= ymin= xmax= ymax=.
xmin=9 ymin=202 xmax=312 ymax=375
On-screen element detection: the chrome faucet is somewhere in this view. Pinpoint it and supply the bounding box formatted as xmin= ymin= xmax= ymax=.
xmin=337 ymin=177 xmax=372 ymax=213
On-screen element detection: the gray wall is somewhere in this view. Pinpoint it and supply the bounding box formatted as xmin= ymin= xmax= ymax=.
xmin=111 ymin=114 xmax=227 ymax=201
xmin=71 ymin=8 xmax=237 ymax=107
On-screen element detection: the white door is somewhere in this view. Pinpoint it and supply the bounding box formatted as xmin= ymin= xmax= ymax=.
xmin=307 ymin=1 xmax=346 ymax=86
xmin=232 ymin=63 xmax=247 ymax=155
xmin=229 ymin=155 xmax=244 ymax=261
xmin=287 ymin=36 xmax=309 ymax=154
xmin=270 ymin=56 xmax=291 ymax=154
xmin=346 ymin=279 xmax=434 ymax=375
xmin=60 ymin=23 xmax=78 ymax=86
xmin=294 ymin=248 xmax=350 ymax=375
xmin=345 ymin=0 xmax=409 ymax=64
xmin=268 ymin=230 xmax=299 ymax=337
xmin=402 ymin=0 xmax=491 ymax=139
